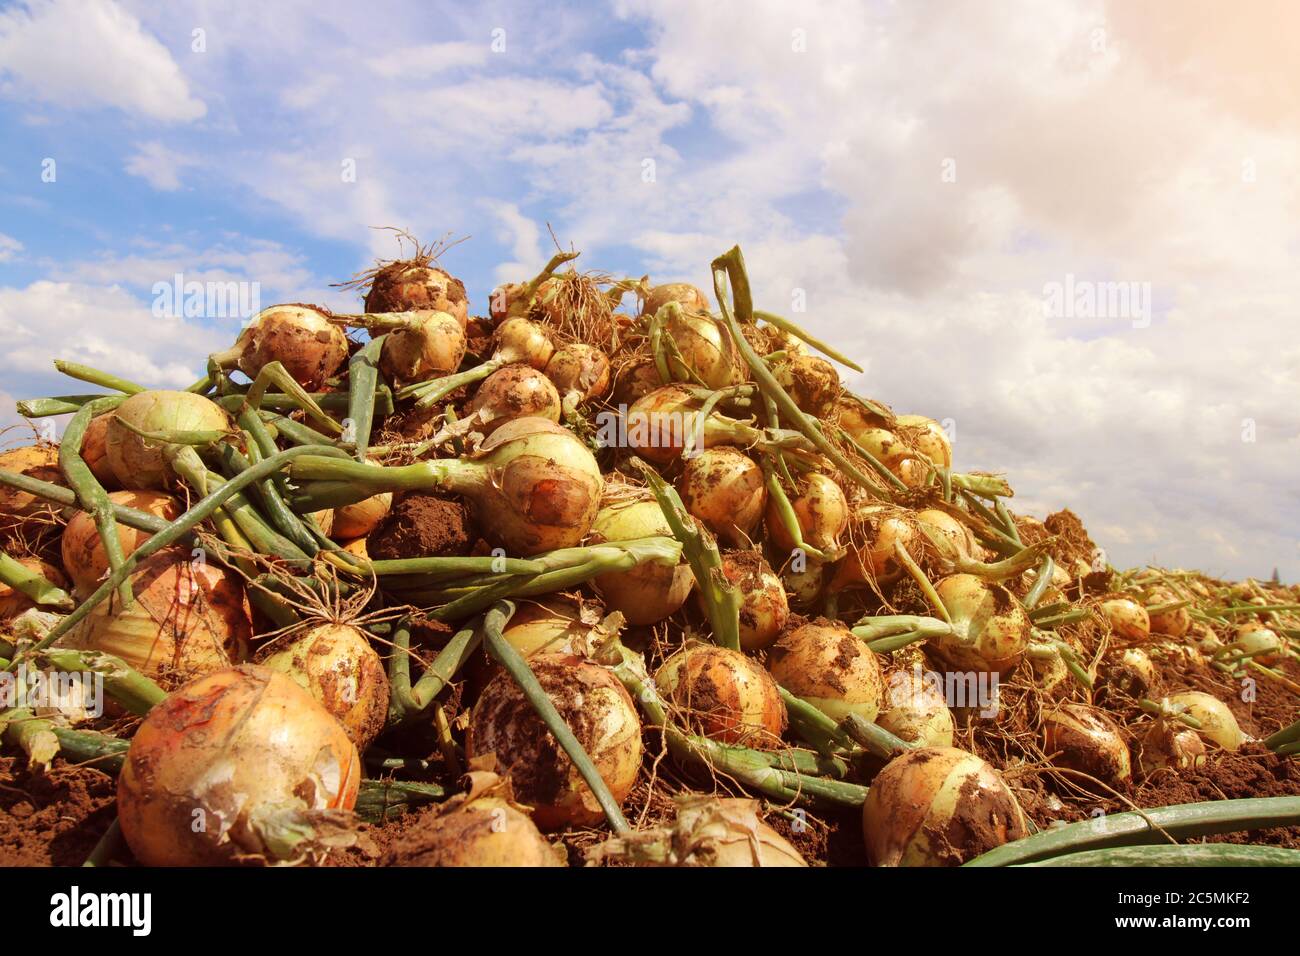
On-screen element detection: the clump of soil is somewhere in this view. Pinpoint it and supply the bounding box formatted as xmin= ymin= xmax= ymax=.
xmin=367 ymin=493 xmax=476 ymax=560
xmin=0 ymin=758 xmax=116 ymax=866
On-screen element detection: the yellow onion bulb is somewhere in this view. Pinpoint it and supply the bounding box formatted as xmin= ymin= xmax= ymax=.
xmin=0 ymin=556 xmax=69 ymax=620
xmin=590 ymin=500 xmax=694 ymax=625
xmin=664 ymin=308 xmax=741 ymax=389
xmin=1166 ymin=691 xmax=1246 ymax=751
xmin=329 ymin=458 xmax=392 ymax=540
xmin=772 ymin=354 xmax=839 ymax=417
xmin=1139 ymin=720 xmax=1207 ymax=777
xmin=1234 ymin=622 xmax=1286 ymax=666
xmin=878 ymin=669 xmax=955 ymax=748
xmin=61 ymin=490 xmax=180 ymax=592
xmin=379 ymin=310 xmax=467 ymax=387
xmin=545 ymin=343 xmax=611 ymax=407
xmin=257 ymin=624 xmax=389 ymax=751
xmin=384 ymin=795 xmax=563 ymax=867
xmin=0 ymin=444 xmax=64 ymax=534
xmin=117 ymin=665 xmax=361 ymax=866
xmin=625 ymin=385 xmax=713 ymax=464
xmin=927 ymin=575 xmax=1030 ymax=676
xmin=365 ymin=262 xmax=469 ymax=328
xmin=1146 ymin=587 xmax=1190 ymax=638
xmin=339 ymin=537 xmax=368 ymax=559
xmin=862 ymin=747 xmax=1028 ymax=867
xmin=829 ymin=506 xmax=916 ymax=590
xmin=1102 ymin=646 xmax=1160 ymax=699
xmin=781 ymin=557 xmax=825 ymax=609
xmin=610 ymin=355 xmax=663 ymax=406
xmin=107 ymin=391 xmax=231 ymax=490
xmin=832 ymin=395 xmax=893 ymax=440
xmin=764 ymin=473 xmax=848 ymax=556
xmin=62 ymin=549 xmax=250 ymax=684
xmin=654 ymin=643 xmax=787 ymax=747
xmin=845 ymin=426 xmax=911 ymax=471
xmin=1042 ymin=703 xmax=1131 ymax=787
xmin=222 ymin=305 xmax=350 ymax=390
xmin=895 ymin=414 xmax=953 ymax=469
xmin=768 ymin=622 xmax=883 ymax=722
xmin=493 ymin=317 xmax=554 ymax=370
xmin=1100 ymin=597 xmax=1150 ymax=642
xmin=915 ymin=508 xmax=980 ymax=564
xmin=81 ymin=414 xmax=119 ymax=490
xmin=467 ymin=654 xmax=642 ymax=830
xmin=642 ymin=282 xmax=709 ymax=317
xmin=677 ymin=447 xmax=766 ymax=548
xmin=469 ymin=364 xmax=561 ymax=434
xmin=593 ymin=795 xmax=805 ymax=867
xmin=471 ymin=597 xmax=611 ymax=691
xmin=893 ymin=457 xmax=930 ymax=489
xmin=707 ymin=551 xmax=788 ymax=651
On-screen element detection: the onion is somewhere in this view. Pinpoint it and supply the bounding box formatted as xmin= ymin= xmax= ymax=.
xmin=878 ymin=668 xmax=955 ymax=748
xmin=61 ymin=548 xmax=250 ymax=684
xmin=1099 ymin=597 xmax=1150 ymax=642
xmin=1041 ymin=703 xmax=1131 ymax=787
xmin=331 ymin=495 xmax=392 ymax=540
xmin=497 ymin=597 xmax=609 ymax=661
xmin=1101 ymin=646 xmax=1159 ymax=699
xmin=545 ymin=343 xmax=611 ymax=410
xmin=365 ymin=260 xmax=469 ymax=328
xmin=0 ymin=444 xmax=64 ymax=534
xmin=117 ymin=665 xmax=361 ymax=866
xmin=384 ymin=793 xmax=563 ymax=867
xmin=106 ymin=391 xmax=231 ymax=490
xmin=677 ymin=447 xmax=766 ymax=548
xmin=211 ymin=305 xmax=350 ymax=390
xmin=466 ymin=364 xmax=561 ymax=435
xmin=590 ymin=500 xmax=694 ymax=625
xmin=895 ymin=414 xmax=952 ymax=469
xmin=591 ymin=795 xmax=805 ymax=867
xmin=710 ymin=551 xmax=788 ymax=651
xmin=610 ymin=355 xmax=662 ymax=406
xmin=862 ymin=747 xmax=1028 ymax=867
xmin=379 ymin=310 xmax=467 ymax=387
xmin=82 ymin=414 xmax=119 ymax=489
xmin=642 ymin=282 xmax=709 ymax=317
xmin=772 ymin=354 xmax=839 ymax=417
xmin=832 ymin=395 xmax=892 ymax=439
xmin=663 ymin=308 xmax=741 ymax=389
xmin=1147 ymin=587 xmax=1190 ymax=638
xmin=654 ymin=643 xmax=787 ymax=746
xmin=1138 ymin=720 xmax=1207 ymax=777
xmin=768 ymin=621 xmax=883 ymax=722
xmin=781 ymin=557 xmax=826 ymax=608
xmin=1234 ymin=622 xmax=1286 ymax=666
xmin=466 ymin=654 xmax=642 ymax=830
xmin=491 ymin=317 xmax=555 ymax=371
xmin=915 ymin=508 xmax=981 ymax=564
xmin=339 ymin=536 xmax=368 ymax=559
xmin=829 ymin=505 xmax=916 ymax=590
xmin=1166 ymin=691 xmax=1246 ymax=751
xmin=926 ymin=575 xmax=1031 ymax=676
xmin=257 ymin=624 xmax=389 ymax=751
xmin=764 ymin=473 xmax=848 ymax=556
xmin=61 ymin=489 xmax=180 ymax=592
xmin=0 ymin=556 xmax=69 ymax=620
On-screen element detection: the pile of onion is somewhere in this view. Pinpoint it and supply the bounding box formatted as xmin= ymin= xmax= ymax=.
xmin=467 ymin=654 xmax=642 ymax=830
xmin=1041 ymin=703 xmax=1131 ymax=788
xmin=710 ymin=551 xmax=788 ymax=651
xmin=878 ymin=668 xmax=955 ymax=748
xmin=107 ymin=391 xmax=231 ymax=490
xmin=926 ymin=575 xmax=1030 ymax=677
xmin=590 ymin=500 xmax=694 ymax=625
xmin=118 ymin=665 xmax=361 ymax=866
xmin=211 ymin=305 xmax=350 ymax=390
xmin=861 ymin=747 xmax=1027 ymax=866
xmin=257 ymin=623 xmax=389 ymax=751
xmin=767 ymin=622 xmax=883 ymax=723
xmin=654 ymin=643 xmax=787 ymax=747
xmin=61 ymin=490 xmax=180 ymax=593
xmin=677 ymin=447 xmax=766 ymax=548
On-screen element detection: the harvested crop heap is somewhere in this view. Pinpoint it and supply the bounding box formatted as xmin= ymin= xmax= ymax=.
xmin=1 ymin=240 xmax=1298 ymax=868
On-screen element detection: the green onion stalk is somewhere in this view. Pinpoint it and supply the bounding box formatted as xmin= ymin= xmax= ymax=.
xmin=61 ymin=395 xmax=134 ymax=606
xmin=0 ymin=550 xmax=73 ymax=611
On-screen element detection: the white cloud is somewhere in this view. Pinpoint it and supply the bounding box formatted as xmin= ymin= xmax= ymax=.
xmin=0 ymin=234 xmax=23 ymax=262
xmin=366 ymin=41 xmax=488 ymax=79
xmin=124 ymin=141 xmax=196 ymax=191
xmin=483 ymin=200 xmax=546 ymax=286
xmin=0 ymin=0 xmax=205 ymax=122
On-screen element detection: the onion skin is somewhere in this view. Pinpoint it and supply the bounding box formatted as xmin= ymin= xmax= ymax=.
xmin=384 ymin=795 xmax=563 ymax=867
xmin=61 ymin=490 xmax=180 ymax=592
xmin=330 ymin=460 xmax=393 ymax=539
xmin=467 ymin=654 xmax=642 ymax=830
xmin=768 ymin=622 xmax=883 ymax=722
xmin=494 ymin=318 xmax=554 ymax=370
xmin=1234 ymin=622 xmax=1285 ymax=666
xmin=765 ymin=473 xmax=848 ymax=556
xmin=927 ymin=575 xmax=1030 ymax=677
xmin=471 ymin=597 xmax=609 ymax=690
xmin=545 ymin=343 xmax=611 ymax=407
xmin=772 ymin=354 xmax=839 ymax=417
xmin=591 ymin=500 xmax=694 ymax=625
xmin=82 ymin=414 xmax=119 ymax=489
xmin=0 ymin=556 xmax=68 ymax=620
xmin=107 ymin=391 xmax=231 ymax=490
xmin=655 ymin=644 xmax=787 ymax=747
xmin=0 ymin=444 xmax=65 ymax=535
xmin=781 ymin=557 xmax=825 ymax=608
xmin=117 ymin=665 xmax=361 ymax=866
xmin=1139 ymin=720 xmax=1207 ymax=777
xmin=1100 ymin=597 xmax=1150 ymax=642
xmin=1101 ymin=646 xmax=1160 ymax=699
xmin=610 ymin=356 xmax=662 ymax=406
xmin=642 ymin=283 xmax=709 ymax=317
xmin=366 ymin=263 xmax=469 ymax=328
xmin=257 ymin=624 xmax=390 ymax=751
xmin=1042 ymin=703 xmax=1131 ymax=787
xmin=915 ymin=508 xmax=980 ymax=564
xmin=862 ymin=747 xmax=1028 ymax=867
xmin=380 ymin=310 xmax=467 ymax=387
xmin=664 ymin=308 xmax=741 ymax=389
xmin=1166 ymin=691 xmax=1245 ymax=751
xmin=591 ymin=796 xmax=805 ymax=867
xmin=228 ymin=305 xmax=350 ymax=390
xmin=62 ymin=549 xmax=250 ymax=684
xmin=677 ymin=447 xmax=766 ymax=548
xmin=830 ymin=506 xmax=915 ymax=590
xmin=469 ymin=364 xmax=562 ymax=433
xmin=878 ymin=669 xmax=955 ymax=748
xmin=712 ymin=552 xmax=788 ymax=651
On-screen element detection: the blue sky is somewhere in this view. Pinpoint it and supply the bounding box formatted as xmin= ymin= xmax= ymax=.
xmin=1 ymin=0 xmax=1297 ymax=579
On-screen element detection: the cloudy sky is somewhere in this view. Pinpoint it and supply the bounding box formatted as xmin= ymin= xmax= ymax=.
xmin=0 ymin=0 xmax=1296 ymax=579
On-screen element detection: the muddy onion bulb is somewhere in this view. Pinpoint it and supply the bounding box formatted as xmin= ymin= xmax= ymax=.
xmin=914 ymin=509 xmax=981 ymax=564
xmin=592 ymin=795 xmax=805 ymax=867
xmin=590 ymin=500 xmax=694 ymax=625
xmin=1166 ymin=691 xmax=1246 ymax=751
xmin=107 ymin=391 xmax=231 ymax=490
xmin=610 ymin=355 xmax=662 ymax=406
xmin=642 ymin=283 xmax=709 ymax=317
xmin=1139 ymin=720 xmax=1207 ymax=777
xmin=62 ymin=549 xmax=250 ymax=683
xmin=384 ymin=795 xmax=563 ymax=867
xmin=829 ymin=505 xmax=916 ymax=590
xmin=257 ymin=624 xmax=390 ymax=751
xmin=214 ymin=305 xmax=350 ymax=390
xmin=782 ymin=557 xmax=825 ymax=608
xmin=1101 ymin=646 xmax=1160 ymax=699
xmin=862 ymin=747 xmax=1028 ymax=867
xmin=655 ymin=643 xmax=787 ymax=746
xmin=545 ymin=343 xmax=611 ymax=409
xmin=927 ymin=575 xmax=1031 ymax=677
xmin=772 ymin=354 xmax=839 ymax=417
xmin=379 ymin=310 xmax=467 ymax=387
xmin=664 ymin=308 xmax=741 ymax=389
xmin=468 ymin=364 xmax=562 ymax=434
xmin=365 ymin=261 xmax=469 ymax=328
xmin=1234 ymin=622 xmax=1286 ymax=666
xmin=467 ymin=654 xmax=642 ymax=830
xmin=768 ymin=622 xmax=883 ymax=722
xmin=707 ymin=551 xmax=788 ymax=651
xmin=117 ymin=665 xmax=361 ymax=866
xmin=677 ymin=447 xmax=766 ymax=548
xmin=1042 ymin=703 xmax=1131 ymax=787
xmin=1100 ymin=597 xmax=1150 ymax=641
xmin=61 ymin=490 xmax=180 ymax=592
xmin=0 ymin=444 xmax=64 ymax=534
xmin=878 ymin=669 xmax=955 ymax=748
xmin=764 ymin=473 xmax=848 ymax=556
xmin=1146 ymin=587 xmax=1190 ymax=638
xmin=895 ymin=414 xmax=953 ymax=469
xmin=0 ymin=556 xmax=69 ymax=620
xmin=493 ymin=317 xmax=555 ymax=370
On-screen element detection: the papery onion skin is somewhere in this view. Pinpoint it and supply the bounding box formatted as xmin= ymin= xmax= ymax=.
xmin=764 ymin=473 xmax=848 ymax=556
xmin=677 ymin=447 xmax=766 ymax=548
xmin=228 ymin=305 xmax=350 ymax=390
xmin=383 ymin=795 xmax=564 ymax=867
xmin=1100 ymin=597 xmax=1150 ymax=642
xmin=380 ymin=310 xmax=467 ymax=387
xmin=0 ymin=556 xmax=68 ymax=620
xmin=610 ymin=356 xmax=663 ymax=406
xmin=0 ymin=444 xmax=65 ymax=535
xmin=862 ymin=747 xmax=1028 ymax=867
xmin=257 ymin=623 xmax=390 ymax=751
xmin=61 ymin=490 xmax=180 ymax=592
xmin=655 ymin=643 xmax=787 ymax=747
xmin=1166 ymin=691 xmax=1245 ymax=751
xmin=366 ymin=263 xmax=469 ymax=328
xmin=545 ymin=343 xmax=611 ymax=406
xmin=768 ymin=621 xmax=883 ymax=723
xmin=467 ymin=654 xmax=642 ymax=831
xmin=591 ymin=500 xmax=694 ymax=625
xmin=1042 ymin=703 xmax=1131 ymax=787
xmin=927 ymin=575 xmax=1030 ymax=677
xmin=829 ymin=506 xmax=915 ymax=590
xmin=107 ymin=391 xmax=231 ymax=490
xmin=1100 ymin=646 xmax=1160 ymax=700
xmin=494 ymin=318 xmax=554 ymax=370
xmin=117 ymin=664 xmax=360 ymax=867
xmin=878 ymin=669 xmax=955 ymax=748
xmin=592 ymin=796 xmax=805 ymax=867
xmin=471 ymin=597 xmax=608 ymax=690
xmin=1138 ymin=720 xmax=1207 ymax=778
xmin=642 ymin=283 xmax=709 ymax=317
xmin=915 ymin=508 xmax=980 ymax=564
